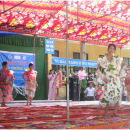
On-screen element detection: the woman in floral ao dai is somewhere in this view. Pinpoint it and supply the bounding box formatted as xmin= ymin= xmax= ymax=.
xmin=96 ymin=44 xmax=127 ymax=116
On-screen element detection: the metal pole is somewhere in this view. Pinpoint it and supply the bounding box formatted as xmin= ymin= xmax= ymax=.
xmin=3 ymin=1 xmax=5 ymax=12
xmin=33 ymin=35 xmax=36 ymax=69
xmin=77 ymin=0 xmax=78 ymax=23
xmin=66 ymin=0 xmax=69 ymax=122
xmin=0 ymin=1 xmax=25 ymax=15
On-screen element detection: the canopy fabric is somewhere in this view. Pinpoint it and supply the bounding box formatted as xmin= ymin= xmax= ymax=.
xmin=0 ymin=1 xmax=130 ymax=48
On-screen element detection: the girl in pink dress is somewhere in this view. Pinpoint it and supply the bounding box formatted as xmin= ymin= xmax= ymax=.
xmin=22 ymin=62 xmax=38 ymax=106
xmin=0 ymin=61 xmax=14 ymax=107
xmin=48 ymin=69 xmax=56 ymax=100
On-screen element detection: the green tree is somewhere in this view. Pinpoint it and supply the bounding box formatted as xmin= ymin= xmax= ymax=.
xmin=80 ymin=79 xmax=87 ymax=101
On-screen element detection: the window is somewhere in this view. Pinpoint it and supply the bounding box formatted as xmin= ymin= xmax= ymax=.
xmin=99 ymin=55 xmax=104 ymax=58
xmin=52 ymin=50 xmax=59 ymax=57
xmin=85 ymin=53 xmax=89 ymax=73
xmin=86 ymin=54 xmax=88 ymax=60
xmin=52 ymin=65 xmax=59 ymax=72
xmin=123 ymin=58 xmax=130 ymax=68
xmin=89 ymin=68 xmax=96 ymax=74
xmin=73 ymin=52 xmax=80 ymax=59
xmin=99 ymin=54 xmax=108 ymax=58
xmin=52 ymin=50 xmax=59 ymax=71
xmin=73 ymin=52 xmax=80 ymax=72
xmin=87 ymin=54 xmax=97 ymax=74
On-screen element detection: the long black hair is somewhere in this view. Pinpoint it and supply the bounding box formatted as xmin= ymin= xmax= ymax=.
xmin=108 ymin=44 xmax=116 ymax=50
xmin=49 ymin=69 xmax=54 ymax=74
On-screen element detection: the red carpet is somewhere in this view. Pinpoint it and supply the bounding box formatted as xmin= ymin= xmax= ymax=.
xmin=0 ymin=104 xmax=130 ymax=129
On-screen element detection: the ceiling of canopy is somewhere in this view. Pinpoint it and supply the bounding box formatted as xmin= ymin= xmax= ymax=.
xmin=0 ymin=0 xmax=130 ymax=48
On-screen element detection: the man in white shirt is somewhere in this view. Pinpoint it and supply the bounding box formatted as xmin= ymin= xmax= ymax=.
xmin=84 ymin=82 xmax=96 ymax=101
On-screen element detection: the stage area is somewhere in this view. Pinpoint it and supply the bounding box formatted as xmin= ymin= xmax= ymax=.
xmin=0 ymin=101 xmax=130 ymax=129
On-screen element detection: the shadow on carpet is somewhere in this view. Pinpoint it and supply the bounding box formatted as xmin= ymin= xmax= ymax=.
xmin=0 ymin=104 xmax=130 ymax=129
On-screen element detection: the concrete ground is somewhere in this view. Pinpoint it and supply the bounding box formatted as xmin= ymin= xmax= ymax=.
xmin=4 ymin=100 xmax=130 ymax=107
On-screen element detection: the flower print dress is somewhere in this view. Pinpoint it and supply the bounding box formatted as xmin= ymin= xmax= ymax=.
xmin=53 ymin=71 xmax=62 ymax=89
xmin=0 ymin=69 xmax=13 ymax=102
xmin=24 ymin=70 xmax=37 ymax=98
xmin=97 ymin=56 xmax=127 ymax=107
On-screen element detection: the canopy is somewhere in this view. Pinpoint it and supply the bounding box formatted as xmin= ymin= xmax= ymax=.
xmin=0 ymin=1 xmax=130 ymax=48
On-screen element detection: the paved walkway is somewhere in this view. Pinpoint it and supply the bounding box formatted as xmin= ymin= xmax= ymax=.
xmin=5 ymin=100 xmax=130 ymax=107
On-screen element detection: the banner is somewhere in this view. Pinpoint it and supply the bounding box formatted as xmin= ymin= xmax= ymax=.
xmin=0 ymin=50 xmax=35 ymax=87
xmin=45 ymin=39 xmax=55 ymax=54
xmin=52 ymin=57 xmax=97 ymax=68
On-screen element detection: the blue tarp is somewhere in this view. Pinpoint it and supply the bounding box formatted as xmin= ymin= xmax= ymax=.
xmin=52 ymin=57 xmax=97 ymax=68
xmin=0 ymin=31 xmax=21 ymax=37
xmin=0 ymin=50 xmax=35 ymax=87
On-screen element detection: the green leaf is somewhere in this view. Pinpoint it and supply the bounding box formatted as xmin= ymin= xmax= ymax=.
xmin=117 ymin=88 xmax=120 ymax=92
xmin=108 ymin=64 xmax=112 ymax=69
xmin=113 ymin=82 xmax=117 ymax=85
xmin=111 ymin=68 xmax=116 ymax=70
xmin=101 ymin=98 xmax=110 ymax=103
xmin=81 ymin=79 xmax=87 ymax=90
xmin=106 ymin=101 xmax=110 ymax=103
xmin=109 ymin=76 xmax=114 ymax=78
xmin=114 ymin=55 xmax=118 ymax=59
xmin=106 ymin=69 xmax=110 ymax=72
xmin=109 ymin=92 xmax=111 ymax=96
xmin=100 ymin=98 xmax=105 ymax=103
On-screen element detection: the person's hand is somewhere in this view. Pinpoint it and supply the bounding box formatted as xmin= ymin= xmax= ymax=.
xmin=85 ymin=96 xmax=88 ymax=98
xmin=36 ymin=84 xmax=38 ymax=88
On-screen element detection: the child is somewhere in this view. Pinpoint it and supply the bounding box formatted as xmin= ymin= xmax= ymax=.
xmin=53 ymin=70 xmax=62 ymax=97
xmin=122 ymin=83 xmax=127 ymax=101
xmin=95 ymin=84 xmax=104 ymax=100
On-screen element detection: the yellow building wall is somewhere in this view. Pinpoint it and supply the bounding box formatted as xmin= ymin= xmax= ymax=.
xmin=50 ymin=40 xmax=130 ymax=100
xmin=54 ymin=40 xmax=130 ymax=60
